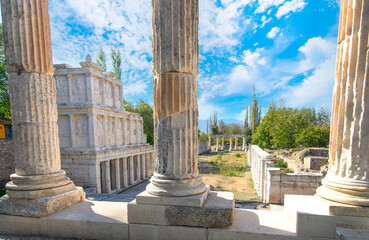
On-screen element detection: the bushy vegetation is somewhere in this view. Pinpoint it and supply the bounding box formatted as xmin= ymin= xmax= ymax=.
xmin=124 ymin=99 xmax=154 ymax=145
xmin=210 ymin=154 xmax=249 ymax=177
xmin=252 ymin=106 xmax=330 ymax=149
xmin=0 ymin=24 xmax=10 ymax=121
xmin=274 ymin=160 xmax=288 ymax=168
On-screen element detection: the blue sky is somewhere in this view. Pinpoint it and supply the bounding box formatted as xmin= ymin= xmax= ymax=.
xmin=44 ymin=0 xmax=340 ymax=121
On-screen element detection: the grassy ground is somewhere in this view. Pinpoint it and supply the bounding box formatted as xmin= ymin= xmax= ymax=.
xmin=198 ymin=151 xmax=257 ymax=200
xmin=0 ymin=189 xmax=6 ymax=198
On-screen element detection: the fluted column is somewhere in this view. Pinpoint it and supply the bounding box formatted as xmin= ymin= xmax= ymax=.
xmin=242 ymin=137 xmax=246 ymax=151
xmin=129 ymin=156 xmax=134 ymax=185
xmin=316 ymin=0 xmax=369 ymax=206
xmin=216 ymin=137 xmax=219 ymax=152
xmin=229 ymin=137 xmax=233 ymax=151
xmin=147 ymin=0 xmax=206 ymax=197
xmin=141 ymin=154 xmax=146 ymax=179
xmin=0 ymin=0 xmax=84 ymax=217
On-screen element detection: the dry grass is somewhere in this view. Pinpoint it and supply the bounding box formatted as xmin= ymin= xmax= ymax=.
xmin=199 ymin=151 xmax=257 ymax=200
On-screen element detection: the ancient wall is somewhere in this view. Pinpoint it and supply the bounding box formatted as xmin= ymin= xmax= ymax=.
xmin=249 ymin=145 xmax=323 ymax=204
xmin=0 ymin=139 xmax=14 ymax=185
xmin=265 ymin=169 xmax=323 ymax=204
xmin=198 ymin=142 xmax=209 ymax=154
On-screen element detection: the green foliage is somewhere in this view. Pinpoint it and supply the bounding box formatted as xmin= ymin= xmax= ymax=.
xmin=211 ymin=154 xmax=248 ymax=177
xmin=235 ymin=153 xmax=241 ymax=158
xmin=0 ymin=24 xmax=10 ymax=121
xmin=250 ymin=86 xmax=262 ymax=134
xmin=0 ymin=189 xmax=5 ymax=198
xmin=111 ymin=46 xmax=122 ymax=80
xmin=123 ymin=99 xmax=154 ymax=145
xmin=302 ymin=148 xmax=311 ymax=157
xmin=252 ymin=106 xmax=330 ymax=149
xmin=199 ymin=132 xmax=209 ymax=143
xmin=223 ymin=150 xmax=230 ymax=153
xmin=96 ymin=48 xmax=107 ymax=71
xmin=274 ymin=160 xmax=288 ymax=168
xmin=209 ymin=112 xmax=219 ymax=135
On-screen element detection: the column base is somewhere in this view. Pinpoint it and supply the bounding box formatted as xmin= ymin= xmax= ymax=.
xmin=128 ymin=191 xmax=235 ymax=228
xmin=146 ymin=175 xmax=208 ymax=197
xmin=0 ymin=187 xmax=85 ymax=218
xmin=316 ymin=174 xmax=369 ymax=207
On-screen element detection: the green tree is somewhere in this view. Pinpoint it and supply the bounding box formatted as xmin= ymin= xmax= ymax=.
xmin=252 ymin=106 xmax=330 ymax=149
xmin=123 ymin=99 xmax=154 ymax=145
xmin=209 ymin=112 xmax=219 ymax=135
xmin=96 ymin=48 xmax=107 ymax=71
xmin=244 ymin=104 xmax=249 ymax=128
xmin=250 ymin=86 xmax=261 ymax=134
xmin=0 ymin=24 xmax=10 ymax=121
xmin=111 ymin=46 xmax=122 ymax=81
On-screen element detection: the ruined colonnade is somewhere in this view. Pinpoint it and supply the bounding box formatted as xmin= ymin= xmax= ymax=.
xmin=208 ymin=135 xmax=247 ymax=152
xmin=100 ymin=153 xmax=154 ymax=194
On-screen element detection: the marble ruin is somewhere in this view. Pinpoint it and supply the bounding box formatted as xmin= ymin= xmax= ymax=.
xmin=316 ymin=0 xmax=369 ymax=207
xmin=1 ymin=0 xmax=369 ymax=238
xmin=54 ymin=57 xmax=154 ymax=194
xmin=208 ymin=135 xmax=247 ymax=152
xmin=0 ymin=0 xmax=84 ymax=217
xmin=128 ymin=0 xmax=234 ymax=228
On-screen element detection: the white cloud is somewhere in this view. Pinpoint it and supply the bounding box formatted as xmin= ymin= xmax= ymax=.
xmin=261 ymin=15 xmax=272 ymax=28
xmin=281 ymin=37 xmax=336 ymax=107
xmin=267 ymin=27 xmax=281 ymax=39
xmin=49 ymin=0 xmax=153 ymax=99
xmin=242 ymin=49 xmax=267 ymax=67
xmin=297 ymin=37 xmax=336 ymax=72
xmin=276 ymin=0 xmax=307 ymax=18
xmin=255 ymin=0 xmax=285 ymax=13
xmin=199 ymin=0 xmax=253 ymax=51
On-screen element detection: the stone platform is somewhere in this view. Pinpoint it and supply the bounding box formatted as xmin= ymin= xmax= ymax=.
xmin=284 ymin=195 xmax=369 ymax=239
xmin=129 ymin=191 xmax=234 ymax=228
xmin=0 ymin=198 xmax=326 ymax=240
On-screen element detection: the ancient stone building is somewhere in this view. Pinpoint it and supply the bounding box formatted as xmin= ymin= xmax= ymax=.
xmin=54 ymin=56 xmax=154 ymax=194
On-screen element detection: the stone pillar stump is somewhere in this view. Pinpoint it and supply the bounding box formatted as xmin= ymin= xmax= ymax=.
xmin=0 ymin=0 xmax=84 ymax=218
xmin=316 ymin=0 xmax=369 ymax=207
xmin=128 ymin=0 xmax=234 ymax=228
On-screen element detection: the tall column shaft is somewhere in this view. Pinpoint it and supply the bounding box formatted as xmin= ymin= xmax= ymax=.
xmin=316 ymin=0 xmax=369 ymax=206
xmin=0 ymin=0 xmax=84 ymax=217
xmin=148 ymin=0 xmax=206 ymax=197
xmin=229 ymin=138 xmax=233 ymax=151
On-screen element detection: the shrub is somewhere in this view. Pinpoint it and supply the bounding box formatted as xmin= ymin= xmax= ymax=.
xmin=274 ymin=160 xmax=288 ymax=168
xmin=235 ymin=153 xmax=241 ymax=158
xmin=302 ymin=148 xmax=311 ymax=157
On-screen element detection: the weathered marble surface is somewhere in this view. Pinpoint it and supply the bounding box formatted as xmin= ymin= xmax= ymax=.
xmin=147 ymin=0 xmax=206 ymax=197
xmin=55 ymin=57 xmax=154 ymax=193
xmin=316 ymin=0 xmax=369 ymax=206
xmin=0 ymin=0 xmax=84 ymax=217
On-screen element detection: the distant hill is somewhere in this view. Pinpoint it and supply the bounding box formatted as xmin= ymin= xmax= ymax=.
xmin=198 ymin=119 xmax=244 ymax=133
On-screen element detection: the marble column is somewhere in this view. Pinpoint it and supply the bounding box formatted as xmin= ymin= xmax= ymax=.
xmin=147 ymin=0 xmax=207 ymax=197
xmin=229 ymin=137 xmax=233 ymax=151
xmin=141 ymin=154 xmax=146 ymax=179
xmin=208 ymin=136 xmax=211 ymax=150
xmin=104 ymin=161 xmax=112 ymax=194
xmin=222 ymin=137 xmax=225 ymax=150
xmin=123 ymin=158 xmax=128 ymax=188
xmin=316 ymin=0 xmax=369 ymax=206
xmin=242 ymin=137 xmax=246 ymax=151
xmin=129 ymin=156 xmax=134 ymax=185
xmin=145 ymin=154 xmax=151 ymax=177
xmin=0 ymin=0 xmax=84 ymax=218
xmin=136 ymin=155 xmax=141 ymax=181
xmin=216 ymin=137 xmax=219 ymax=152
xmin=115 ymin=159 xmax=121 ymax=191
